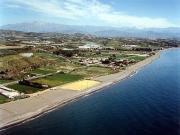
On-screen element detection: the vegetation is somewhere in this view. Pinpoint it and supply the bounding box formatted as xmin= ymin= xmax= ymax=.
xmin=31 ymin=68 xmax=56 ymax=75
xmin=7 ymin=84 xmax=43 ymax=94
xmin=0 ymin=95 xmax=10 ymax=104
xmin=127 ymin=55 xmax=146 ymax=61
xmin=34 ymin=52 xmax=81 ymax=72
xmin=53 ymin=49 xmax=78 ymax=57
xmin=116 ymin=54 xmax=146 ymax=61
xmin=0 ymin=29 xmax=178 ymax=103
xmin=0 ymin=79 xmax=12 ymax=84
xmin=0 ymin=54 xmax=51 ymax=79
xmin=32 ymin=73 xmax=83 ymax=87
xmin=71 ymin=66 xmax=115 ymax=77
xmin=35 ymin=52 xmax=65 ymax=61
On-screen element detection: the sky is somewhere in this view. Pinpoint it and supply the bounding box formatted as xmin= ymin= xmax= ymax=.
xmin=0 ymin=0 xmax=180 ymax=28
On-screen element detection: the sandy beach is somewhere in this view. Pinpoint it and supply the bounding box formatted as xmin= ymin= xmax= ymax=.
xmin=0 ymin=51 xmax=160 ymax=131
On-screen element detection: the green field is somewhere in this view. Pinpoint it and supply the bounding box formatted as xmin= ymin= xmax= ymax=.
xmin=0 ymin=79 xmax=12 ymax=84
xmin=127 ymin=55 xmax=146 ymax=61
xmin=7 ymin=84 xmax=43 ymax=94
xmin=35 ymin=52 xmax=66 ymax=63
xmin=31 ymin=68 xmax=56 ymax=75
xmin=116 ymin=54 xmax=146 ymax=61
xmin=0 ymin=95 xmax=9 ymax=104
xmin=34 ymin=52 xmax=81 ymax=72
xmin=32 ymin=73 xmax=83 ymax=87
xmin=7 ymin=73 xmax=83 ymax=93
xmin=71 ymin=66 xmax=115 ymax=77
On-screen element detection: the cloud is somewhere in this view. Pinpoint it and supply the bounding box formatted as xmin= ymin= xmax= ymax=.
xmin=3 ymin=0 xmax=176 ymax=28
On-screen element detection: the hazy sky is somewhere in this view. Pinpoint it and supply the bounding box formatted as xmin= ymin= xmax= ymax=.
xmin=0 ymin=0 xmax=179 ymax=28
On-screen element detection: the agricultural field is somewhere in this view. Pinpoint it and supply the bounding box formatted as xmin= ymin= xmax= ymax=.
xmin=7 ymin=83 xmax=44 ymax=94
xmin=0 ymin=55 xmax=20 ymax=68
xmin=0 ymin=49 xmax=147 ymax=96
xmin=71 ymin=66 xmax=115 ymax=78
xmin=35 ymin=52 xmax=65 ymax=61
xmin=0 ymin=54 xmax=50 ymax=79
xmin=34 ymin=52 xmax=82 ymax=72
xmin=126 ymin=55 xmax=146 ymax=61
xmin=32 ymin=73 xmax=84 ymax=87
xmin=6 ymin=73 xmax=83 ymax=94
xmin=31 ymin=68 xmax=56 ymax=75
xmin=116 ymin=53 xmax=147 ymax=61
xmin=78 ymin=50 xmax=116 ymax=58
xmin=0 ymin=79 xmax=12 ymax=84
xmin=77 ymin=50 xmax=147 ymax=61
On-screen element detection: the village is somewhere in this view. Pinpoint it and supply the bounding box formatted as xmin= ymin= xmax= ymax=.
xmin=0 ymin=30 xmax=179 ymax=104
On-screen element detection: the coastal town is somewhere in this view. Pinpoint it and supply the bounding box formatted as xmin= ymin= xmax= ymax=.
xmin=0 ymin=30 xmax=179 ymax=103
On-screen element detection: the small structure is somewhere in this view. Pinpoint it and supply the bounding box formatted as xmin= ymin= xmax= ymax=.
xmin=0 ymin=85 xmax=20 ymax=99
xmin=102 ymin=46 xmax=115 ymax=50
xmin=62 ymin=48 xmax=74 ymax=51
xmin=122 ymin=44 xmax=138 ymax=49
xmin=20 ymin=53 xmax=33 ymax=57
xmin=78 ymin=43 xmax=101 ymax=50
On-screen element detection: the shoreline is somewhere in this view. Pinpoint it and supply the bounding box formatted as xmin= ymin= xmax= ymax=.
xmin=0 ymin=50 xmax=161 ymax=131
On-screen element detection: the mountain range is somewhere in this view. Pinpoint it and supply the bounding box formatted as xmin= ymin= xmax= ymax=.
xmin=1 ymin=22 xmax=180 ymax=39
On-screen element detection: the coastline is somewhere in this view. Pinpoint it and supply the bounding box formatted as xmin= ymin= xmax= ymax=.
xmin=0 ymin=50 xmax=161 ymax=131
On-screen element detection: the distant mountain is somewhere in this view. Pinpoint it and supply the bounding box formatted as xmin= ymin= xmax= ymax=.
xmin=1 ymin=22 xmax=180 ymax=39
xmin=95 ymin=28 xmax=180 ymax=39
xmin=0 ymin=21 xmax=107 ymax=34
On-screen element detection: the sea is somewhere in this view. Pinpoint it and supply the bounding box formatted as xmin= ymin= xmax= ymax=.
xmin=1 ymin=48 xmax=180 ymax=135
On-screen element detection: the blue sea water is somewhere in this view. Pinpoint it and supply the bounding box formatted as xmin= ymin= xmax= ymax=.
xmin=1 ymin=49 xmax=180 ymax=135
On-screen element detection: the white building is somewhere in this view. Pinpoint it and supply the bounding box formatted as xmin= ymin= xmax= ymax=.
xmin=78 ymin=43 xmax=101 ymax=50
xmin=122 ymin=44 xmax=138 ymax=49
xmin=0 ymin=85 xmax=20 ymax=99
xmin=20 ymin=53 xmax=33 ymax=57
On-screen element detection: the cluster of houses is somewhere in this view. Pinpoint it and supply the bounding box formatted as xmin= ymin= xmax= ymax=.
xmin=78 ymin=43 xmax=118 ymax=51
xmin=122 ymin=44 xmax=138 ymax=49
xmin=77 ymin=56 xmax=136 ymax=70
xmin=79 ymin=58 xmax=104 ymax=65
xmin=78 ymin=43 xmax=101 ymax=50
xmin=21 ymin=40 xmax=54 ymax=46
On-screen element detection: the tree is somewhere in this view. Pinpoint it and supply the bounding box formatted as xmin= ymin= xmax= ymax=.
xmin=109 ymin=54 xmax=116 ymax=61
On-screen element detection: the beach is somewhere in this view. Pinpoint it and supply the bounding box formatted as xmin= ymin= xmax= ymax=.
xmin=0 ymin=51 xmax=160 ymax=131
